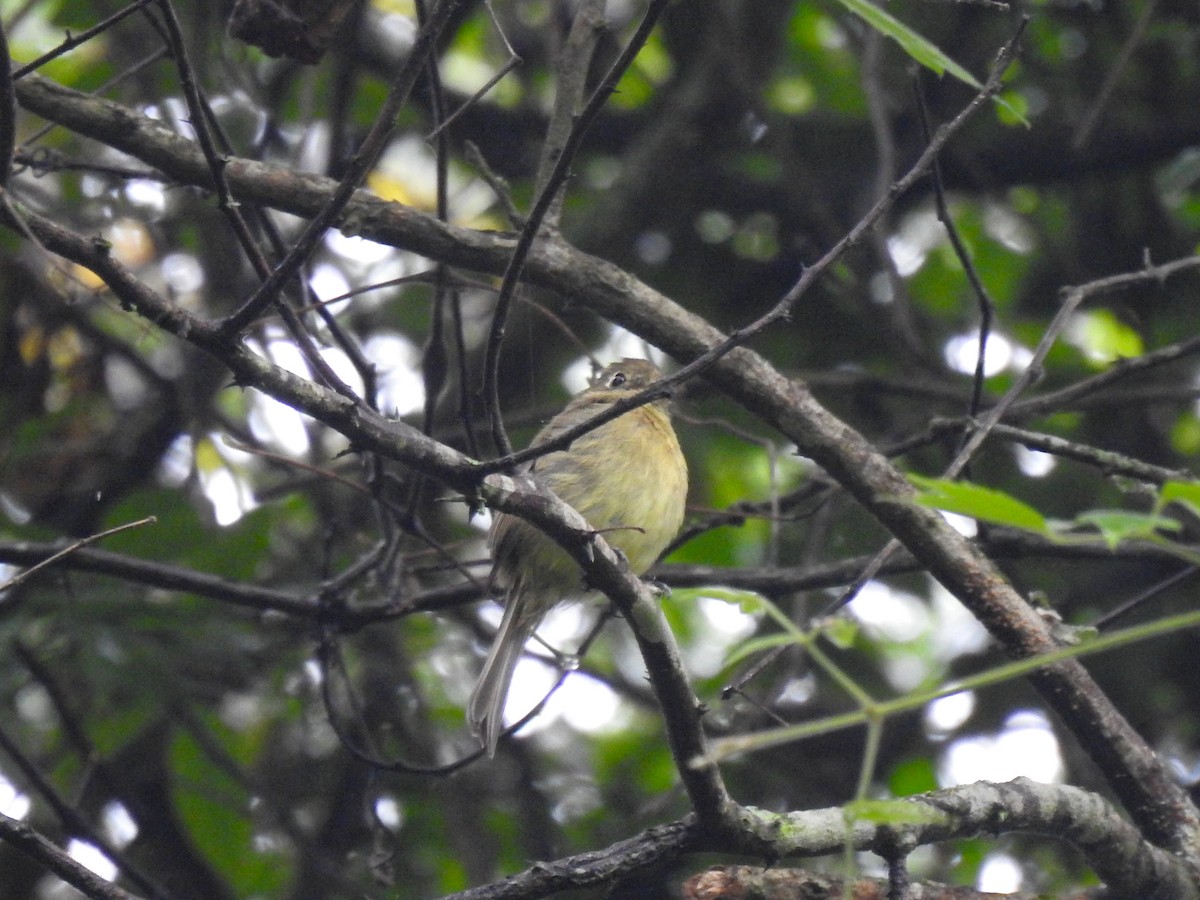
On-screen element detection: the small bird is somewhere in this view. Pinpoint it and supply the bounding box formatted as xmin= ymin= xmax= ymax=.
xmin=468 ymin=358 xmax=689 ymax=756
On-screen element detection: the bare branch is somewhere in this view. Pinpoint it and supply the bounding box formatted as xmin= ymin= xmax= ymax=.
xmin=0 ymin=517 xmax=156 ymax=597
xmin=0 ymin=814 xmax=146 ymax=900
xmin=217 ymin=0 xmax=472 ymax=335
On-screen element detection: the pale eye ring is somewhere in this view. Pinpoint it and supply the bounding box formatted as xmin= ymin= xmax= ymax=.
xmin=609 ymin=372 xmax=627 ymax=388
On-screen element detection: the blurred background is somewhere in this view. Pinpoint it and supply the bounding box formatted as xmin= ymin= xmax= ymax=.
xmin=2 ymin=0 xmax=1200 ymax=896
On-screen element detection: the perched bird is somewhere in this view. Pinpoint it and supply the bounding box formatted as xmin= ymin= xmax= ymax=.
xmin=468 ymin=358 xmax=689 ymax=756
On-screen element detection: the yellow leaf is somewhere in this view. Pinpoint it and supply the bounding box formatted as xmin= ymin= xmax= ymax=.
xmin=18 ymin=326 xmax=45 ymax=364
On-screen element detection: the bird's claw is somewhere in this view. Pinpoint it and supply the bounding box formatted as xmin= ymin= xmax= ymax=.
xmin=644 ymin=579 xmax=670 ymax=599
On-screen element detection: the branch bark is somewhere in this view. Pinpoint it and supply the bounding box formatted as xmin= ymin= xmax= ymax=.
xmin=440 ymin=779 xmax=1198 ymax=900
xmin=0 ymin=814 xmax=146 ymax=900
xmin=10 ymin=60 xmax=1200 ymax=870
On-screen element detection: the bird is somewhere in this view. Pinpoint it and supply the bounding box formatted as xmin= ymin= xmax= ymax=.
xmin=468 ymin=358 xmax=689 ymax=756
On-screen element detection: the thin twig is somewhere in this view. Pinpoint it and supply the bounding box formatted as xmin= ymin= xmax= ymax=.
xmin=532 ymin=0 xmax=606 ymax=223
xmin=829 ymin=266 xmax=1081 ymax=613
xmin=14 ymin=148 xmax=162 ymax=180
xmin=417 ymin=0 xmax=452 ymax=440
xmin=11 ymin=0 xmax=156 ymax=79
xmin=822 ymin=27 xmax=1029 ymax=616
xmin=463 ymin=139 xmax=523 ymax=228
xmin=914 ymin=74 xmax=995 ymax=425
xmin=17 ymin=47 xmax=168 ymax=150
xmin=426 ymin=56 xmax=522 ymax=143
xmin=481 ymin=0 xmax=675 ymax=457
xmin=0 ymin=516 xmax=156 ymax=596
xmin=1093 ymin=566 xmax=1198 ymax=630
xmin=825 ymin=251 xmax=1200 ymax=616
xmin=426 ymin=0 xmax=521 ymax=142
xmin=1072 ymin=0 xmax=1158 ymax=151
xmin=0 ymin=16 xmax=16 ymax=189
xmin=218 ymin=0 xmax=471 ymax=336
xmin=1009 ymin=255 xmax=1200 ymax=417
xmin=0 ymin=814 xmax=146 ymax=900
xmin=954 ymin=420 xmax=1192 ymax=485
xmin=481 ymin=22 xmax=1028 ymax=479
xmin=861 ymin=32 xmax=924 ymax=364
xmin=196 ymin=88 xmax=378 ymax=406
xmin=221 ymin=436 xmax=373 ymax=495
xmin=0 ymin=721 xmax=167 ymax=898
xmin=319 ymin=610 xmax=612 ymax=773
xmin=152 ymin=0 xmax=359 ymax=400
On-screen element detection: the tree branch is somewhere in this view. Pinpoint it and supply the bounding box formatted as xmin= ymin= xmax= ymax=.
xmin=10 ymin=40 xmax=1200 ymax=857
xmin=0 ymin=814 xmax=145 ymax=900
xmin=217 ymin=0 xmax=472 ymax=334
xmin=480 ymin=470 xmax=733 ymax=825
xmin=441 ymin=779 xmax=1198 ymax=900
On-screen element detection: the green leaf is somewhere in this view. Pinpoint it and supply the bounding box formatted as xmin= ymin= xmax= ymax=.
xmin=908 ymin=475 xmax=1048 ymax=532
xmin=831 ymin=0 xmax=1026 ymax=124
xmin=889 ymin=757 xmax=939 ymax=797
xmin=171 ymin=730 xmax=288 ymax=895
xmin=819 ymin=616 xmax=859 ymax=650
xmin=1160 ymin=479 xmax=1200 ymax=517
xmin=99 ymin=488 xmax=210 ymax=562
xmin=833 ymin=0 xmax=981 ymax=86
xmin=995 ymin=89 xmax=1030 ymax=127
xmin=1068 ymin=308 xmax=1145 ymax=365
xmin=677 ymin=586 xmax=767 ymax=616
xmin=1065 ymin=510 xmax=1180 ymax=550
xmin=723 ymin=632 xmax=802 ymax=670
xmin=1169 ymin=414 xmax=1200 ymax=456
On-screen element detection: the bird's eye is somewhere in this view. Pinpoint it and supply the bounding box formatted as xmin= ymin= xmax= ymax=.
xmin=608 ymin=372 xmax=627 ymax=388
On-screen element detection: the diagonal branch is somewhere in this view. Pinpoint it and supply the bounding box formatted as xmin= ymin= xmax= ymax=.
xmin=10 ymin=29 xmax=1200 ymax=855
xmin=217 ymin=0 xmax=472 ymax=335
xmin=0 ymin=814 xmax=146 ymax=900
xmin=481 ymin=0 xmax=674 ymax=456
xmin=0 ymin=195 xmax=733 ymax=829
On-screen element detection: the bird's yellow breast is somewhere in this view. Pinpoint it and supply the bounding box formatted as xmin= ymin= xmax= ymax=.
xmin=491 ymin=402 xmax=687 ymax=596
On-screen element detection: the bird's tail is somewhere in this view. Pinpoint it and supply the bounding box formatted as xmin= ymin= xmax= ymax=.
xmin=468 ymin=596 xmax=537 ymax=757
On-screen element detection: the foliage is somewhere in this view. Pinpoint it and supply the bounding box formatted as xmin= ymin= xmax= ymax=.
xmin=2 ymin=0 xmax=1200 ymax=898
